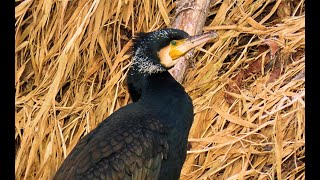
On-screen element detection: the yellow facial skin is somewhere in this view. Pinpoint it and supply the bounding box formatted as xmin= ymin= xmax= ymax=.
xmin=168 ymin=40 xmax=188 ymax=60
xmin=158 ymin=31 xmax=218 ymax=68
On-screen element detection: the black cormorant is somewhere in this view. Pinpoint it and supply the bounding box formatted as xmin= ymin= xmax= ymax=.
xmin=54 ymin=28 xmax=218 ymax=180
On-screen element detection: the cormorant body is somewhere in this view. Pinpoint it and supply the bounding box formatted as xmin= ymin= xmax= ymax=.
xmin=54 ymin=29 xmax=217 ymax=180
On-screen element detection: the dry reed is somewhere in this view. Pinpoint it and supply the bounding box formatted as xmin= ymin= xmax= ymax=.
xmin=15 ymin=0 xmax=305 ymax=179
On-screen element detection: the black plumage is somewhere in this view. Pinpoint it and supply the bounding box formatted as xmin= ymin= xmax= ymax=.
xmin=54 ymin=28 xmax=216 ymax=180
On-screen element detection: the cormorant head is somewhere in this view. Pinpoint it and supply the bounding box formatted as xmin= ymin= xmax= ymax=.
xmin=132 ymin=28 xmax=218 ymax=74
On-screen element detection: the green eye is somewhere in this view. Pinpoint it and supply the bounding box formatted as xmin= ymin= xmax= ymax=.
xmin=171 ymin=40 xmax=177 ymax=46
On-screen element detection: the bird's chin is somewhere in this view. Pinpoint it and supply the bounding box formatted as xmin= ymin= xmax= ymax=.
xmin=165 ymin=65 xmax=175 ymax=70
xmin=163 ymin=60 xmax=179 ymax=69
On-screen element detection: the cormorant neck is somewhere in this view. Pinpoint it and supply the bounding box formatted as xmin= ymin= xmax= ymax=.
xmin=139 ymin=72 xmax=186 ymax=103
xmin=138 ymin=71 xmax=193 ymax=128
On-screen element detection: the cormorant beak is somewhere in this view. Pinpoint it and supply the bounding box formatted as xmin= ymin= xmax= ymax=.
xmin=169 ymin=31 xmax=218 ymax=60
xmin=158 ymin=31 xmax=218 ymax=68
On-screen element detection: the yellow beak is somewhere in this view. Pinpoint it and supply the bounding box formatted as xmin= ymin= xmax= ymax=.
xmin=169 ymin=31 xmax=218 ymax=60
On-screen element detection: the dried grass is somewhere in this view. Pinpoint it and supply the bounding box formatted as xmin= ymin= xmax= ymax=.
xmin=15 ymin=0 xmax=305 ymax=179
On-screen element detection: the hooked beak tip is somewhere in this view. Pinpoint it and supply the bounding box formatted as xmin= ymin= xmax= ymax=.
xmin=187 ymin=30 xmax=218 ymax=41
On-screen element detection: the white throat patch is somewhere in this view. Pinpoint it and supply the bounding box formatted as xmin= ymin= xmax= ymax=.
xmin=132 ymin=48 xmax=166 ymax=74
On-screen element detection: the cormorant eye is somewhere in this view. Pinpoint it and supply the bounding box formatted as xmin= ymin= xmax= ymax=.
xmin=170 ymin=40 xmax=177 ymax=46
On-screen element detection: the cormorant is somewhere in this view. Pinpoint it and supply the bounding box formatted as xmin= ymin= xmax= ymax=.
xmin=54 ymin=28 xmax=218 ymax=180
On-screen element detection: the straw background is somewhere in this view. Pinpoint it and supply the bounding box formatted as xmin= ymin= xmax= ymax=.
xmin=15 ymin=0 xmax=305 ymax=179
